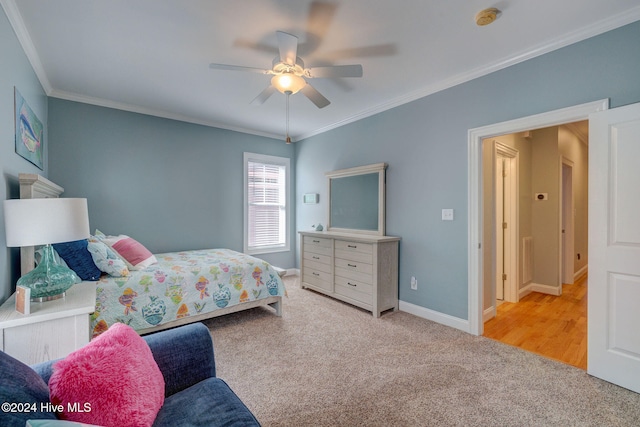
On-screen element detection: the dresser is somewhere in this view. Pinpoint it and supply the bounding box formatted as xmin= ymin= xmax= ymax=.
xmin=299 ymin=231 xmax=400 ymax=317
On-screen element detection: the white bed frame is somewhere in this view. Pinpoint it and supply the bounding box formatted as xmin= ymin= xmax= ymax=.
xmin=19 ymin=173 xmax=282 ymax=335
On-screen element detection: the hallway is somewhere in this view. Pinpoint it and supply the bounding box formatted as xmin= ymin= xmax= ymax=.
xmin=483 ymin=274 xmax=588 ymax=370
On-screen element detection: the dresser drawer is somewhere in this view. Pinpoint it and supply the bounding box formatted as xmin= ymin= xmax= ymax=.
xmin=334 ymin=257 xmax=372 ymax=275
xmin=303 ymin=270 xmax=332 ymax=292
xmin=335 ymin=240 xmax=372 ymax=255
xmin=335 ymin=279 xmax=372 ymax=305
xmin=303 ymin=236 xmax=332 ymax=256
xmin=335 ymin=275 xmax=372 ymax=296
xmin=303 ymin=250 xmax=331 ymax=266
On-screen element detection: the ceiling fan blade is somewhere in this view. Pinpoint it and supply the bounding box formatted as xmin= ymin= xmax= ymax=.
xmin=276 ymin=31 xmax=298 ymax=65
xmin=250 ymin=85 xmax=277 ymax=105
xmin=296 ymin=1 xmax=338 ymax=56
xmin=209 ymin=63 xmax=271 ymax=74
xmin=307 ymin=1 xmax=337 ymax=39
xmin=300 ymin=84 xmax=330 ymax=108
xmin=306 ymin=64 xmax=363 ymax=78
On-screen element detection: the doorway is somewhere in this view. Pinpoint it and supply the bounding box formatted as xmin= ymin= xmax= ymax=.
xmin=467 ymin=99 xmax=606 ymax=336
xmin=482 ymin=124 xmax=588 ymax=367
xmin=468 ymin=100 xmax=602 ymax=370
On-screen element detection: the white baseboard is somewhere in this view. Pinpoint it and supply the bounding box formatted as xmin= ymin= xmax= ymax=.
xmin=285 ymin=268 xmax=300 ymax=277
xmin=399 ymin=300 xmax=471 ymax=334
xmin=288 ymin=268 xmax=300 ymax=276
xmin=574 ymin=265 xmax=588 ymax=281
xmin=519 ymin=282 xmax=561 ymax=298
xmin=483 ymin=306 xmax=496 ymax=322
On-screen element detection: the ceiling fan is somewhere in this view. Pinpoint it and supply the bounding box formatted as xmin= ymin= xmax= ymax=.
xmin=209 ymin=31 xmax=363 ymax=109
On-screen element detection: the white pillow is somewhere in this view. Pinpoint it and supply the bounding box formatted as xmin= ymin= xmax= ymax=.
xmin=87 ymin=238 xmax=129 ymax=277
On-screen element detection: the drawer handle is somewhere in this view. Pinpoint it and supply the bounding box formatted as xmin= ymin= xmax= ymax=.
xmin=347 ymin=282 xmax=357 ymax=287
xmin=312 ymin=272 xmax=320 ymax=276
xmin=347 ymin=263 xmax=357 ymax=268
xmin=313 ymin=240 xmax=320 ymax=243
xmin=347 ymin=244 xmax=357 ymax=248
xmin=312 ymin=256 xmax=320 ymax=260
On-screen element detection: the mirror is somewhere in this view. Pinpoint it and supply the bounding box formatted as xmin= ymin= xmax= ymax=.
xmin=326 ymin=163 xmax=387 ymax=236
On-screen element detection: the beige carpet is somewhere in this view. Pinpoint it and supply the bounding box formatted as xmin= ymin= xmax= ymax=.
xmin=203 ymin=276 xmax=640 ymax=426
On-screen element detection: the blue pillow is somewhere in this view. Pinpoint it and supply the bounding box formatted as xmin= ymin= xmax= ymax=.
xmin=53 ymin=239 xmax=102 ymax=281
xmin=0 ymin=351 xmax=57 ymax=426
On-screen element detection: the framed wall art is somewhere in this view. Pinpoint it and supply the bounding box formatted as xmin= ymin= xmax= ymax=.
xmin=14 ymin=87 xmax=44 ymax=170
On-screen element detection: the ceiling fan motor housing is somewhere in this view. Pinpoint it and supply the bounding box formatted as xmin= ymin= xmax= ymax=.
xmin=272 ymin=56 xmax=305 ymax=75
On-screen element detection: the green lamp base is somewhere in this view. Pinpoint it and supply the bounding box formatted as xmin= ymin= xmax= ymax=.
xmin=17 ymin=244 xmax=79 ymax=302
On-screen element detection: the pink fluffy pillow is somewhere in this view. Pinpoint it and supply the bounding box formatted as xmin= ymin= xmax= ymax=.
xmin=48 ymin=323 xmax=165 ymax=427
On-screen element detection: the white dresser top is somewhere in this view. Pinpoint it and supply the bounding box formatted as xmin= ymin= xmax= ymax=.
xmin=0 ymin=283 xmax=96 ymax=329
xmin=299 ymin=230 xmax=400 ymax=243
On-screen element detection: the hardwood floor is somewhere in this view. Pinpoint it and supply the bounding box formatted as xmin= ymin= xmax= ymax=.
xmin=483 ymin=274 xmax=588 ymax=370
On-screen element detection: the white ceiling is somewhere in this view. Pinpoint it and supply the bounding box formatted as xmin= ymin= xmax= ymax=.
xmin=4 ymin=0 xmax=640 ymax=142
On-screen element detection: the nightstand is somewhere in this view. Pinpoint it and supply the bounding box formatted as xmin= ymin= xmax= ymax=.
xmin=0 ymin=283 xmax=96 ymax=365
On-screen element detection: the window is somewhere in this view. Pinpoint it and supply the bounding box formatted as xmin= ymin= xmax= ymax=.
xmin=244 ymin=153 xmax=290 ymax=254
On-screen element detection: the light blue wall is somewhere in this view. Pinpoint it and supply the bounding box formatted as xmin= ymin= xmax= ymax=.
xmin=6 ymin=7 xmax=640 ymax=320
xmin=0 ymin=9 xmax=48 ymax=303
xmin=48 ymin=100 xmax=296 ymax=270
xmin=296 ymin=21 xmax=640 ymax=320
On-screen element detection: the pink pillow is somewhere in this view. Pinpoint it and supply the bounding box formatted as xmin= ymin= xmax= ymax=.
xmin=48 ymin=323 xmax=165 ymax=427
xmin=101 ymin=234 xmax=157 ymax=270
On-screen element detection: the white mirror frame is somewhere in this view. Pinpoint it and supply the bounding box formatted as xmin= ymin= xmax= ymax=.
xmin=326 ymin=163 xmax=387 ymax=236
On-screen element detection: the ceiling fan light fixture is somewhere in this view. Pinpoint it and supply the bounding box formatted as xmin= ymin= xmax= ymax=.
xmin=271 ymin=73 xmax=306 ymax=95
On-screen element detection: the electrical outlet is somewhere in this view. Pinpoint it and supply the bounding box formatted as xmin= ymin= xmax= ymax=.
xmin=410 ymin=276 xmax=417 ymax=290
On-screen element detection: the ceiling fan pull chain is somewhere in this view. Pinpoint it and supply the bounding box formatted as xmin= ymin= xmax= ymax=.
xmin=285 ymin=93 xmax=291 ymax=144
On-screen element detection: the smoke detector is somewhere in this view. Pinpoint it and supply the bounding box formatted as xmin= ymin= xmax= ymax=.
xmin=475 ymin=8 xmax=500 ymax=26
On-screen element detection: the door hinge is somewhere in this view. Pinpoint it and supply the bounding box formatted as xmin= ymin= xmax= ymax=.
xmin=503 ymin=222 xmax=507 ymax=229
xmin=502 ymin=273 xmax=507 ymax=281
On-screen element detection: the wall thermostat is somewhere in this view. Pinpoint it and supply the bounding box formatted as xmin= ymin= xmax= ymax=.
xmin=535 ymin=193 xmax=548 ymax=200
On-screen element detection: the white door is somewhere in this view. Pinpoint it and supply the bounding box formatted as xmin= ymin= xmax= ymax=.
xmin=589 ymin=102 xmax=640 ymax=393
xmin=496 ymin=157 xmax=505 ymax=301
xmin=495 ymin=144 xmax=518 ymax=303
xmin=561 ymin=161 xmax=574 ymax=284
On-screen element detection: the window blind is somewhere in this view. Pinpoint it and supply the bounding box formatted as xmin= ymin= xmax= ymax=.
xmin=247 ymin=160 xmax=286 ymax=250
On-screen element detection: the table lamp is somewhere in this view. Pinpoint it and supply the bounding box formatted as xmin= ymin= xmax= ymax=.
xmin=3 ymin=198 xmax=90 ymax=302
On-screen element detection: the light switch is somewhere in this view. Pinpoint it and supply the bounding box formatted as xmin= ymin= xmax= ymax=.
xmin=442 ymin=209 xmax=454 ymax=221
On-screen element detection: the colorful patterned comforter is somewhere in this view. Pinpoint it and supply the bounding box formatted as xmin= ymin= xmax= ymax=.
xmin=90 ymin=248 xmax=285 ymax=336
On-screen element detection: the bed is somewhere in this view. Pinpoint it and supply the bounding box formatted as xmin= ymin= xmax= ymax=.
xmin=18 ymin=173 xmax=285 ymax=336
xmin=91 ymin=248 xmax=284 ymax=336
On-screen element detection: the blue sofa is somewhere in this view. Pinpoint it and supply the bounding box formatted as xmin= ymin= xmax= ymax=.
xmin=0 ymin=322 xmax=260 ymax=427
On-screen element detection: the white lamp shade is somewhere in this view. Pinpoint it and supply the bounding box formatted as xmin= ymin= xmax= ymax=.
xmin=3 ymin=198 xmax=90 ymax=247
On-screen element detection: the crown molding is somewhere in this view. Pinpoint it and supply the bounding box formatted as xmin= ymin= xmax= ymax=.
xmin=1 ymin=0 xmax=52 ymax=93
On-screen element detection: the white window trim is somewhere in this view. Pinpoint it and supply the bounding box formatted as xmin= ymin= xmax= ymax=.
xmin=243 ymin=152 xmax=291 ymax=255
